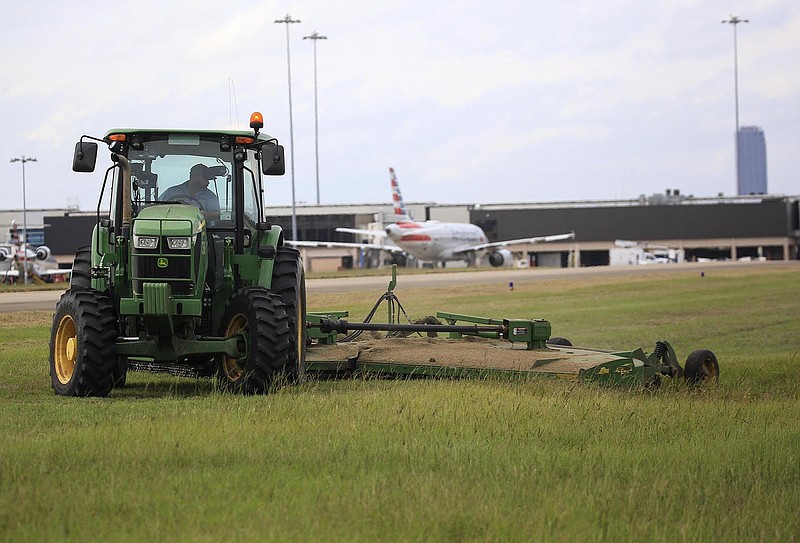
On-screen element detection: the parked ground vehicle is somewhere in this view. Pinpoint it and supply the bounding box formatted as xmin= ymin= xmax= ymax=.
xmin=50 ymin=113 xmax=307 ymax=396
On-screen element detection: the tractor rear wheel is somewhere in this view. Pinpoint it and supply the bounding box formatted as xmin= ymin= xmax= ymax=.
xmin=272 ymin=247 xmax=308 ymax=382
xmin=547 ymin=337 xmax=573 ymax=346
xmin=70 ymin=245 xmax=91 ymax=289
xmin=684 ymin=349 xmax=719 ymax=383
xmin=49 ymin=289 xmax=117 ymax=396
xmin=218 ymin=287 xmax=291 ymax=394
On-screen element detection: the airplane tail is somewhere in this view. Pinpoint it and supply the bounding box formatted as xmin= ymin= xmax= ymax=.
xmin=390 ymin=167 xmax=412 ymax=222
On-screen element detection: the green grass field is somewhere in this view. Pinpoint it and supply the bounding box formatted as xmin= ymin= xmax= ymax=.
xmin=1 ymin=264 xmax=798 ymax=542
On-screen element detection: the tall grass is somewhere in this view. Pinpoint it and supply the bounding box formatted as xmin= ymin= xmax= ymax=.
xmin=1 ymin=264 xmax=798 ymax=542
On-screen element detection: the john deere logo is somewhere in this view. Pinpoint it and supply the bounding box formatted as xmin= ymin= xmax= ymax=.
xmin=157 ymin=257 xmax=169 ymax=268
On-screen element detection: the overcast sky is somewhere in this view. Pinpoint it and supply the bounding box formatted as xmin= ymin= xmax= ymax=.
xmin=1 ymin=1 xmax=798 ymax=212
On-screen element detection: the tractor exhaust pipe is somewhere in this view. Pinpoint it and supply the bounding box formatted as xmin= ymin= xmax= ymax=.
xmin=112 ymin=153 xmax=133 ymax=239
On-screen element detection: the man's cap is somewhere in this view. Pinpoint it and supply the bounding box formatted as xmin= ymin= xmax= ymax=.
xmin=190 ymin=163 xmax=215 ymax=180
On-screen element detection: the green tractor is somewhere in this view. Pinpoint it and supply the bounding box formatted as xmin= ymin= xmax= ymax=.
xmin=50 ymin=113 xmax=307 ymax=396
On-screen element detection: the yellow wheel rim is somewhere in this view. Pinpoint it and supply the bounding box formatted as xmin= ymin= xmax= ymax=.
xmin=222 ymin=314 xmax=247 ymax=382
xmin=54 ymin=315 xmax=77 ymax=385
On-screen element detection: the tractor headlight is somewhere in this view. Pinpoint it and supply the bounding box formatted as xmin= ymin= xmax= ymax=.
xmin=133 ymin=235 xmax=159 ymax=249
xmin=167 ymin=237 xmax=192 ymax=250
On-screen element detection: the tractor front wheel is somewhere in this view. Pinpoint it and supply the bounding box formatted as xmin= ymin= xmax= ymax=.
xmin=49 ymin=289 xmax=117 ymax=396
xmin=218 ymin=288 xmax=291 ymax=394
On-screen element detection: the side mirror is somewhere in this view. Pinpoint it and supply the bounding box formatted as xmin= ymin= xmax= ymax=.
xmin=261 ymin=143 xmax=285 ymax=176
xmin=73 ymin=142 xmax=98 ymax=172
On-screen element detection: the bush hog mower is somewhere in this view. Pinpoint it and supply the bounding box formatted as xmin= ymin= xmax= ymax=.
xmin=304 ymin=267 xmax=719 ymax=388
xmin=50 ymin=115 xmax=718 ymax=397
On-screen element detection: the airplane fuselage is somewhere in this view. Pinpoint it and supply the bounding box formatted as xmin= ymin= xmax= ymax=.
xmin=385 ymin=221 xmax=488 ymax=262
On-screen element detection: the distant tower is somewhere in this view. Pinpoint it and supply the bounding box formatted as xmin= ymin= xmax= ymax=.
xmin=737 ymin=126 xmax=767 ymax=195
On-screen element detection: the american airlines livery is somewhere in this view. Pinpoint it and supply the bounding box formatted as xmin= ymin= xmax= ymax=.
xmin=336 ymin=168 xmax=575 ymax=266
xmin=291 ymin=168 xmax=574 ymax=267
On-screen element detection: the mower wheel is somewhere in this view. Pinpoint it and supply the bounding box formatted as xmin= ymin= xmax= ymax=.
xmin=218 ymin=287 xmax=291 ymax=394
xmin=49 ymin=289 xmax=117 ymax=397
xmin=271 ymin=247 xmax=308 ymax=382
xmin=684 ymin=349 xmax=719 ymax=383
xmin=70 ymin=245 xmax=92 ymax=289
xmin=547 ymin=337 xmax=573 ymax=346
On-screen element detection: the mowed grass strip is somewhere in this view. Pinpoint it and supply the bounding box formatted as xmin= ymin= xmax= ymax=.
xmin=1 ymin=264 xmax=798 ymax=542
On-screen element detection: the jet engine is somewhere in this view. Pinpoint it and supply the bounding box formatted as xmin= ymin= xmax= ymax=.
xmin=35 ymin=246 xmax=51 ymax=260
xmin=488 ymin=249 xmax=513 ymax=267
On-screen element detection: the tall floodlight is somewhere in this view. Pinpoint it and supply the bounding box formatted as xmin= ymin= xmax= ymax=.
xmin=722 ymin=15 xmax=749 ymax=194
xmin=275 ymin=13 xmax=301 ymax=240
xmin=9 ymin=155 xmax=37 ymax=285
xmin=303 ymin=31 xmax=327 ymax=205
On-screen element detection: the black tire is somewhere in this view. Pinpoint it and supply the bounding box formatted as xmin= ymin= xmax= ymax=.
xmin=70 ymin=245 xmax=92 ymax=289
xmin=50 ymin=289 xmax=117 ymax=397
xmin=684 ymin=349 xmax=719 ymax=383
xmin=547 ymin=336 xmax=573 ymax=346
xmin=390 ymin=253 xmax=407 ymax=267
xmin=217 ymin=287 xmax=291 ymax=394
xmin=272 ymin=247 xmax=308 ymax=382
xmin=113 ymin=357 xmax=129 ymax=388
xmin=70 ymin=247 xmax=124 ymax=385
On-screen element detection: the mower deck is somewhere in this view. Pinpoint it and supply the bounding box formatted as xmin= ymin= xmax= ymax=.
xmin=306 ymin=336 xmax=653 ymax=385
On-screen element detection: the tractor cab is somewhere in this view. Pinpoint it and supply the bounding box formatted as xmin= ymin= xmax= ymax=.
xmin=74 ymin=113 xmax=283 ymax=248
xmin=71 ymin=112 xmax=286 ymax=293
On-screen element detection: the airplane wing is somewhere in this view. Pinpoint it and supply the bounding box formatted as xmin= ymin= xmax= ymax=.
xmin=35 ymin=268 xmax=73 ymax=276
xmin=334 ymin=228 xmax=388 ymax=239
xmin=453 ymin=232 xmax=575 ymax=254
xmin=287 ymin=240 xmax=405 ymax=254
xmin=338 ymin=225 xmax=448 ymax=236
xmin=1 ymin=268 xmax=71 ymax=280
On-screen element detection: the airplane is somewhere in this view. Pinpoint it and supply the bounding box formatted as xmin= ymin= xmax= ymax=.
xmin=0 ymin=241 xmax=71 ymax=284
xmin=290 ymin=168 xmax=575 ymax=267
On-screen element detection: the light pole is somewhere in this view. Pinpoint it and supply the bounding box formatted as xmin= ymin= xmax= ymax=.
xmin=275 ymin=13 xmax=301 ymax=240
xmin=303 ymin=31 xmax=327 ymax=205
xmin=9 ymin=155 xmax=37 ymax=285
xmin=722 ymin=15 xmax=749 ymax=195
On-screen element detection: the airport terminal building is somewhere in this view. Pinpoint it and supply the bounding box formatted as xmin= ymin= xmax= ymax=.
xmin=262 ymin=191 xmax=799 ymax=270
xmin=2 ymin=192 xmax=798 ymax=272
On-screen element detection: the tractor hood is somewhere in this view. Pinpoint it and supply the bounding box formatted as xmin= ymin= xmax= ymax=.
xmin=133 ymin=204 xmax=205 ymax=238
